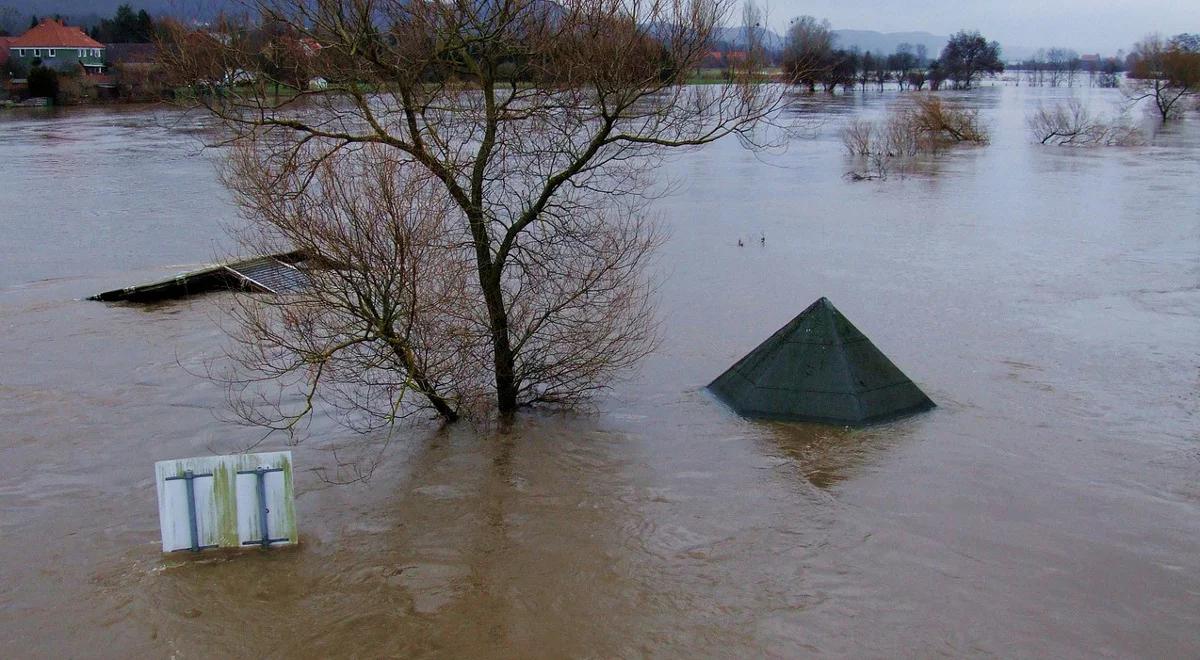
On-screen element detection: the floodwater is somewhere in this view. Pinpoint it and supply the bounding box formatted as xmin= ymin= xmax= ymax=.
xmin=1 ymin=87 xmax=1198 ymax=658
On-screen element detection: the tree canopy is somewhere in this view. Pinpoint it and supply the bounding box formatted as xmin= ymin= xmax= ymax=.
xmin=160 ymin=0 xmax=789 ymax=427
xmin=938 ymin=30 xmax=1003 ymax=89
xmin=93 ymin=4 xmax=155 ymax=43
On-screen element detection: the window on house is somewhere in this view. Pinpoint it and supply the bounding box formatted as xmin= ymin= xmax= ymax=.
xmin=48 ymin=49 xmax=56 ymax=57
xmin=33 ymin=49 xmax=41 ymax=57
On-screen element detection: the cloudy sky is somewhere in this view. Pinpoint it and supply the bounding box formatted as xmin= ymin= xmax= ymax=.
xmin=763 ymin=0 xmax=1200 ymax=54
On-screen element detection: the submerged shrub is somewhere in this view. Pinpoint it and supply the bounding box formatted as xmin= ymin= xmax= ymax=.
xmin=1027 ymin=99 xmax=1142 ymax=146
xmin=906 ymin=95 xmax=989 ymax=146
xmin=841 ymin=94 xmax=989 ymax=179
xmin=841 ymin=119 xmax=874 ymax=156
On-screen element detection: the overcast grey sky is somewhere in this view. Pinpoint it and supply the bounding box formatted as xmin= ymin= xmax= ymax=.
xmin=762 ymin=0 xmax=1200 ymax=54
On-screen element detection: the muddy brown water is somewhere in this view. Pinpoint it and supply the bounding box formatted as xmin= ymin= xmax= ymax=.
xmin=1 ymin=87 xmax=1198 ymax=658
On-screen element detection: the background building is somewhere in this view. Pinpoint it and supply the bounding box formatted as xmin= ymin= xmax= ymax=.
xmin=6 ymin=18 xmax=105 ymax=74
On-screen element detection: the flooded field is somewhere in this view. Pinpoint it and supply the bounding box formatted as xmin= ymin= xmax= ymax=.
xmin=1 ymin=86 xmax=1198 ymax=657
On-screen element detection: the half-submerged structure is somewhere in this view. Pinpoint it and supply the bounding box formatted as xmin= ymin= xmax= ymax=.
xmin=709 ymin=297 xmax=934 ymax=425
xmin=88 ymin=251 xmax=310 ymax=303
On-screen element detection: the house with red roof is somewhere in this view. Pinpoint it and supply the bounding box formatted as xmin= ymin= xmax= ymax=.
xmin=7 ymin=18 xmax=105 ymax=74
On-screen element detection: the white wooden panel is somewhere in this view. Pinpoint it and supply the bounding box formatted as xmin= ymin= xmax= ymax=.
xmin=235 ymin=469 xmax=290 ymax=545
xmin=160 ymin=478 xmax=194 ymax=552
xmin=155 ymin=451 xmax=296 ymax=553
xmin=235 ymin=471 xmax=260 ymax=544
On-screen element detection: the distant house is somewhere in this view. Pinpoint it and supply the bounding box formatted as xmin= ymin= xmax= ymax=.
xmin=701 ymin=50 xmax=749 ymax=68
xmin=6 ymin=18 xmax=106 ymax=74
xmin=298 ymin=37 xmax=322 ymax=58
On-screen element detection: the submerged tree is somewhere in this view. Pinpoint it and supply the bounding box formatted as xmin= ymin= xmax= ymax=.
xmin=1027 ymin=99 xmax=1141 ymax=146
xmin=1124 ymin=34 xmax=1200 ymax=122
xmin=939 ymin=30 xmax=1003 ymax=89
xmin=160 ymin=0 xmax=787 ymax=427
xmin=782 ymin=15 xmax=834 ymax=92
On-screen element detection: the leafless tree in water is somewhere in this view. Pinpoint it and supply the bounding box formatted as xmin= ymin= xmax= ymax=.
xmin=1124 ymin=34 xmax=1200 ymax=122
xmin=160 ymin=0 xmax=791 ymax=431
xmin=1027 ymin=99 xmax=1142 ymax=146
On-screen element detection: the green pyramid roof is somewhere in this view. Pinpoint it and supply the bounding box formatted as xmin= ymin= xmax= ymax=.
xmin=708 ymin=297 xmax=934 ymax=425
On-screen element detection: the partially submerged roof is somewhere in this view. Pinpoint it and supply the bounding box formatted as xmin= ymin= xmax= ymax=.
xmin=89 ymin=251 xmax=310 ymax=303
xmin=709 ymin=297 xmax=934 ymax=425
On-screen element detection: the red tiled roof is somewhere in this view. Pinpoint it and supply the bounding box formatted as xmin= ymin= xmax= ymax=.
xmin=9 ymin=19 xmax=104 ymax=49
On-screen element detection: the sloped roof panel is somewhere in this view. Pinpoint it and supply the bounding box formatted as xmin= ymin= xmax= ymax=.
xmin=709 ymin=298 xmax=934 ymax=425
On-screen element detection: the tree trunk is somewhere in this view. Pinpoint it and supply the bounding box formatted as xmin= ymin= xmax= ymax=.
xmin=480 ymin=275 xmax=519 ymax=413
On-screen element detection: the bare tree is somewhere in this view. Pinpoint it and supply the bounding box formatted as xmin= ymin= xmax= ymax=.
xmin=740 ymin=0 xmax=766 ymax=58
xmin=782 ymin=14 xmax=834 ymax=92
xmin=906 ymin=69 xmax=927 ymax=90
xmin=1046 ymin=48 xmax=1079 ymax=87
xmin=216 ymin=145 xmax=480 ymax=430
xmin=1023 ymin=50 xmax=1046 ymax=87
xmin=160 ymin=0 xmax=788 ymax=425
xmin=841 ymin=119 xmax=873 ymax=156
xmin=889 ymin=44 xmax=917 ymax=90
xmin=1125 ymin=34 xmax=1200 ymax=122
xmin=857 ymin=51 xmax=874 ymax=91
xmin=1027 ymin=99 xmax=1141 ymax=146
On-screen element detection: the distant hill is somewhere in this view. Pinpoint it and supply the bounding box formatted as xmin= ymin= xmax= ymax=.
xmin=711 ymin=26 xmax=785 ymax=51
xmin=831 ymin=29 xmax=947 ymax=57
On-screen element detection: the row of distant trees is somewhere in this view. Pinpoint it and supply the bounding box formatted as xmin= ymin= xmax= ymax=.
xmin=776 ymin=15 xmax=1199 ymax=124
xmin=1013 ymin=49 xmax=1123 ymax=88
xmin=88 ymin=4 xmax=156 ymax=43
xmin=782 ymin=18 xmax=1003 ymax=92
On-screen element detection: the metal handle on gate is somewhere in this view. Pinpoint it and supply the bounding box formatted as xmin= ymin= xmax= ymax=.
xmin=237 ymin=467 xmax=288 ymax=547
xmin=164 ymin=469 xmax=217 ymax=551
